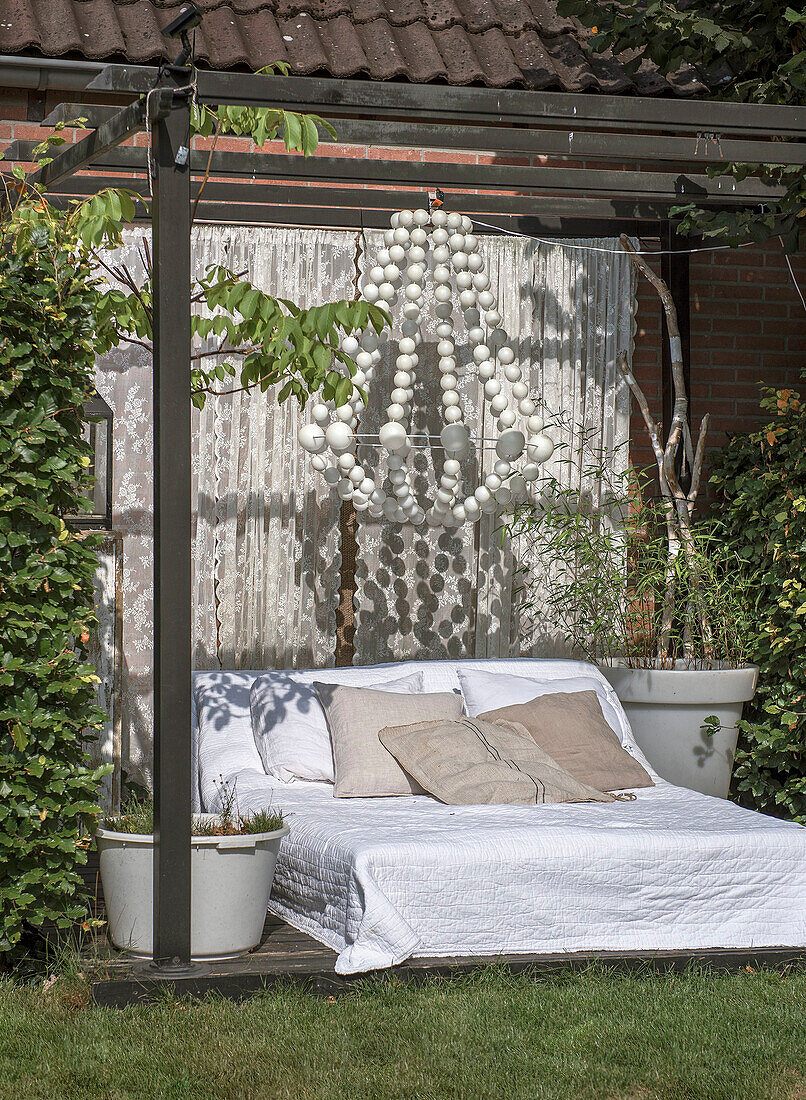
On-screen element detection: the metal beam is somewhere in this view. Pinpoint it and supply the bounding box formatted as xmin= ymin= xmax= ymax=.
xmin=38 ymin=102 xmax=806 ymax=168
xmin=5 ymin=141 xmax=782 ymax=204
xmin=86 ymin=66 xmax=806 ymax=138
xmin=151 ymin=92 xmax=193 ymax=972
xmin=26 ymin=93 xmax=172 ymax=191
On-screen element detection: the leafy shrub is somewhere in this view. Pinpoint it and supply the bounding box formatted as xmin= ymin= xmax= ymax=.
xmin=711 ymin=384 xmax=806 ymax=823
xmin=0 ymin=204 xmax=111 ymax=956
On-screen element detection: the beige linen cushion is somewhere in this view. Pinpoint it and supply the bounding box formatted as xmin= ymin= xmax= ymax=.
xmin=479 ymin=689 xmax=653 ymax=792
xmin=315 ymin=682 xmax=463 ymax=797
xmin=379 ymin=716 xmax=614 ymax=806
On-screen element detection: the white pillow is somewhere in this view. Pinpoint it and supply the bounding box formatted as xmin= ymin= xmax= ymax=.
xmin=457 ymin=667 xmax=628 ymax=746
xmin=250 ymin=671 xmax=424 ymax=783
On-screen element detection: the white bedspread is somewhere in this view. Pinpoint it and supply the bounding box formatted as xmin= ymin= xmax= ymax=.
xmin=193 ymin=659 xmax=806 ymax=975
xmin=228 ymin=772 xmax=806 ymax=974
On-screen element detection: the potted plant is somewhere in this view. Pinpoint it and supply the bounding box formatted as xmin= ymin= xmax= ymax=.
xmin=96 ymin=782 xmax=287 ymax=960
xmin=505 ymin=238 xmax=758 ymax=799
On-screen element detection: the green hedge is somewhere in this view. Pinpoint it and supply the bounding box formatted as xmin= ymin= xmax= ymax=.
xmin=0 ymin=208 xmax=110 ymax=955
xmin=711 ymin=383 xmax=806 ymax=823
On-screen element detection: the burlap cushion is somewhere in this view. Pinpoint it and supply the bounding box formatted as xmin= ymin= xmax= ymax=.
xmin=479 ymin=689 xmax=653 ymax=792
xmin=379 ymin=715 xmax=615 ymax=806
xmin=315 ymin=682 xmax=463 ymax=797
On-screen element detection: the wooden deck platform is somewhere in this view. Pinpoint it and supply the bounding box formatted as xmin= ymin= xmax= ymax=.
xmin=84 ymin=916 xmax=806 ymax=1006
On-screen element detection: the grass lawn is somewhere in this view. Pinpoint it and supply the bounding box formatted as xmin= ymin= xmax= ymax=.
xmin=1 ymin=965 xmax=805 ymax=1100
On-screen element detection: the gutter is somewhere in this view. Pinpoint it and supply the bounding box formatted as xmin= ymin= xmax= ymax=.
xmin=0 ymin=54 xmax=114 ymax=92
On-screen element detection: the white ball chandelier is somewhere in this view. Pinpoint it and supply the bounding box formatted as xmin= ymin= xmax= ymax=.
xmin=298 ymin=206 xmax=555 ymax=527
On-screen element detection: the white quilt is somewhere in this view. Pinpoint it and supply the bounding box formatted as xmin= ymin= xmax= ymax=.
xmin=194 ymin=659 xmax=806 ymax=975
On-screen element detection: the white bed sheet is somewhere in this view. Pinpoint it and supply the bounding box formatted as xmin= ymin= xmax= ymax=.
xmin=194 ymin=659 xmax=806 ymax=975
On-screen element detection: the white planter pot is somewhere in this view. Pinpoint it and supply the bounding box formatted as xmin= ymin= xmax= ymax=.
xmin=96 ymin=816 xmax=289 ymax=961
xmin=599 ymin=661 xmax=758 ymax=799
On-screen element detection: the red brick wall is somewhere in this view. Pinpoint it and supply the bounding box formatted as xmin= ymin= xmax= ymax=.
xmin=4 ymin=85 xmax=805 ymax=484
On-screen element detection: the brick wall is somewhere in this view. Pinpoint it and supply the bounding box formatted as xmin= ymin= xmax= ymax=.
xmin=4 ymin=84 xmax=805 ymax=483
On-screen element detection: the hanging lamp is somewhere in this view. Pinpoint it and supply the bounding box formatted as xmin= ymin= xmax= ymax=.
xmin=298 ymin=207 xmax=555 ymax=527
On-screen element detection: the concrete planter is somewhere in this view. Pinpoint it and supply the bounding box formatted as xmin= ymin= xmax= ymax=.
xmin=599 ymin=661 xmax=759 ymax=799
xmin=96 ymin=816 xmax=288 ymax=960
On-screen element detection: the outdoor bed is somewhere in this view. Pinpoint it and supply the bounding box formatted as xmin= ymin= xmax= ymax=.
xmin=192 ymin=658 xmax=806 ymax=975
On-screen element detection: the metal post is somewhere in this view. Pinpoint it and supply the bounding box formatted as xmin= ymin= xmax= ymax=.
xmin=150 ymin=90 xmax=195 ymax=972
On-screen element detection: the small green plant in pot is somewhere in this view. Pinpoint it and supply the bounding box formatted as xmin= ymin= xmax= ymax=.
xmin=505 ymin=238 xmax=758 ymax=798
xmin=96 ymin=782 xmax=287 ymax=960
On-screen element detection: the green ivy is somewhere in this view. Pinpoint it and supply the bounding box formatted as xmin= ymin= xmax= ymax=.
xmin=0 ymin=203 xmax=113 ymax=956
xmin=711 ymin=382 xmax=806 ymax=822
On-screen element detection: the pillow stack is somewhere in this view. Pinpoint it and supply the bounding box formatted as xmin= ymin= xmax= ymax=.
xmin=248 ymin=665 xmax=651 ymax=805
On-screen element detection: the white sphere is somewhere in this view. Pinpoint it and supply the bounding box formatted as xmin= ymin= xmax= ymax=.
xmin=440 ymin=423 xmax=470 ymax=458
xmin=409 ymin=245 xmax=426 ymax=264
xmin=383 ymin=228 xmax=395 ymax=246
xmin=323 ymin=466 xmax=341 ymax=486
xmin=355 ymin=351 xmax=373 ymax=370
xmin=478 ymin=290 xmax=495 ymax=309
xmin=299 ymin=423 xmax=327 ymax=454
xmin=338 ymin=452 xmax=356 ymax=473
xmin=393 ymin=227 xmax=410 ymax=245
xmin=490 ymin=394 xmax=509 ymax=416
xmin=387 ymin=454 xmax=405 ymax=470
xmin=474 ymin=485 xmax=491 ymax=506
xmin=386 ymin=402 xmax=406 ymax=421
xmin=437 ymin=339 xmax=455 ymax=357
xmin=436 ymin=487 xmax=454 ymax=505
xmin=336 ymin=403 xmax=354 ymax=423
xmin=383 ymin=263 xmax=401 ymax=283
xmin=363 ymin=284 xmax=379 ymax=304
xmin=527 ymin=415 xmax=545 ymax=434
xmin=496 ymin=429 xmax=525 ymax=461
xmin=376 ymin=249 xmax=391 ymax=267
xmin=456 ymin=271 xmax=473 ymax=290
xmin=431 ymin=209 xmax=448 ymax=226
xmin=405 ymin=283 xmax=422 ymax=301
xmin=452 ymin=251 xmax=468 ymax=270
xmin=467 ymin=326 xmax=485 ymax=344
xmin=326 ymin=422 xmax=353 ymax=454
xmin=449 ymin=233 xmax=465 ymax=252
xmin=379 ymin=420 xmax=408 ymax=452
xmin=445 ymin=406 xmax=463 ymax=423
xmin=413 ymin=208 xmax=430 ymax=225
xmin=477 ymin=360 xmax=495 ymax=380
xmin=468 ymin=253 xmax=484 ymax=273
xmin=349 ymin=466 xmax=366 ymax=486
xmin=484 ymin=379 xmax=501 ymax=398
xmin=528 ymin=433 xmax=555 ymax=464
xmin=485 ymin=310 xmax=502 ymax=329
xmin=369 ymin=265 xmax=385 ymax=285
xmin=398 ymin=209 xmax=414 ymax=227
xmin=473 ymin=344 xmax=491 ymax=364
xmin=447 ymin=211 xmax=463 ymax=229
xmin=342 ymin=335 xmax=360 ymax=357
xmin=432 ymin=227 xmax=449 ymax=246
xmin=311 ymin=403 xmax=330 ymax=425
xmin=403 ymin=301 xmax=421 ymax=319
xmin=436 ymin=322 xmax=454 ymax=338
xmin=440 ymin=374 xmax=458 ymax=392
xmin=433 ymin=265 xmax=452 ymax=285
xmin=464 ymin=234 xmax=478 ymax=252
xmin=461 ymin=215 xmax=473 ymax=232
xmin=406 ymin=264 xmax=425 ymax=283
xmin=442 ymin=390 xmax=460 ymax=407
xmin=512 ymin=381 xmax=528 ymax=400
xmin=519 ymin=398 xmax=536 ymax=417
xmin=391 ymin=388 xmax=409 ymax=405
xmin=396 ymin=337 xmax=414 ymax=356
xmin=439 ymin=357 xmax=457 ymax=374
xmin=390 ymin=212 xmax=400 ymax=228
xmin=410 ymin=227 xmax=428 ymax=246
xmin=473 ymin=273 xmax=490 ymax=291
xmin=443 ymin=458 xmax=461 ymax=477
xmin=499 ymin=409 xmax=517 ymax=428
xmin=522 ymin=463 xmax=540 ymax=482
xmin=464 ymin=496 xmax=481 ymax=520
xmin=496 ymin=345 xmax=515 ymax=365
xmin=433 ymin=245 xmax=450 ymax=264
xmin=370 ymin=488 xmax=386 ymax=505
xmin=459 ymin=290 xmax=477 ymax=310
xmin=452 ymin=503 xmax=467 ymax=523
xmin=494 ymin=459 xmax=511 ymax=477
xmin=359 ymin=477 xmax=376 ymax=496
xmin=510 ymin=474 xmax=527 ymax=498
xmin=337 ymin=479 xmax=353 ymax=500
xmin=378 ymin=282 xmax=395 ymax=301
xmin=311 ymin=453 xmax=328 ymax=472
xmin=394 ymin=371 xmax=412 ymax=389
xmin=504 ymin=364 xmax=522 ymax=383
xmin=485 ymin=473 xmax=502 ymax=492
xmin=389 ymin=244 xmax=406 ymax=263
xmin=435 ymin=284 xmax=452 ymax=303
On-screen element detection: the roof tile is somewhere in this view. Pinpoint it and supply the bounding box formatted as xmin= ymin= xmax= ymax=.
xmin=4 ymin=0 xmax=701 ymax=97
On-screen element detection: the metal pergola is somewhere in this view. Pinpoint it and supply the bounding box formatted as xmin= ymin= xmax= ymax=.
xmin=3 ymin=60 xmax=804 ymax=975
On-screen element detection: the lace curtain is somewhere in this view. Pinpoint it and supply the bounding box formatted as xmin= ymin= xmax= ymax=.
xmin=94 ymin=227 xmax=633 ymax=784
xmin=353 ymin=234 xmax=635 ymax=664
